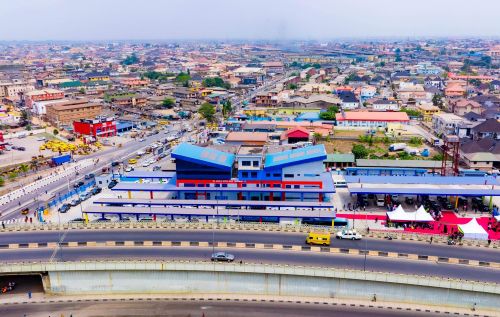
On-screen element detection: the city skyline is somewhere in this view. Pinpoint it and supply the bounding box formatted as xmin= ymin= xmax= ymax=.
xmin=0 ymin=0 xmax=499 ymax=41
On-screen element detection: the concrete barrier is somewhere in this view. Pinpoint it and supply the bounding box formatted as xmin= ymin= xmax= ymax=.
xmin=0 ymin=260 xmax=498 ymax=312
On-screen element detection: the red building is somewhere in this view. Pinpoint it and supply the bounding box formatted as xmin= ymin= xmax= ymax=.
xmin=73 ymin=117 xmax=117 ymax=139
xmin=0 ymin=131 xmax=5 ymax=151
xmin=25 ymin=89 xmax=64 ymax=108
xmin=280 ymin=127 xmax=310 ymax=144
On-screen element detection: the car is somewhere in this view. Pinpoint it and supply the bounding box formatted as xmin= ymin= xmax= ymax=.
xmin=108 ymin=179 xmax=118 ymax=189
xmin=70 ymin=198 xmax=81 ymax=206
xmin=390 ymin=194 xmax=399 ymax=203
xmin=90 ymin=187 xmax=102 ymax=195
xmin=73 ymin=181 xmax=84 ymax=188
xmin=21 ymin=208 xmax=30 ymax=215
xmin=128 ymin=158 xmax=138 ymax=164
xmin=92 ymin=217 xmax=111 ymax=222
xmin=336 ymin=230 xmax=362 ymax=240
xmin=142 ymin=161 xmax=150 ymax=167
xmin=84 ymin=173 xmax=95 ymax=180
xmin=405 ymin=197 xmax=414 ymax=205
xmin=211 ymin=252 xmax=235 ymax=262
xmin=79 ymin=192 xmax=92 ymax=201
xmin=17 ymin=146 xmax=26 ymax=151
xmin=36 ymin=137 xmax=47 ymax=141
xmin=58 ymin=204 xmax=71 ymax=213
xmin=152 ymin=165 xmax=161 ymax=171
xmin=70 ymin=218 xmax=85 ymax=223
xmin=138 ymin=138 xmax=145 ymax=142
xmin=125 ymin=166 xmax=134 ymax=172
xmin=111 ymin=161 xmax=120 ymax=167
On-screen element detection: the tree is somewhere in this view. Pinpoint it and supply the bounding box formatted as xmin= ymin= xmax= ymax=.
xmin=0 ymin=177 xmax=4 ymax=187
xmin=352 ymin=144 xmax=369 ymax=159
xmin=287 ymin=83 xmax=297 ymax=90
xmin=8 ymin=171 xmax=18 ymax=181
xmin=313 ymin=132 xmax=322 ymax=142
xmin=175 ymin=72 xmax=191 ymax=83
xmin=122 ymin=53 xmax=139 ymax=65
xmin=18 ymin=164 xmax=29 ymax=176
xmin=162 ymin=98 xmax=175 ymax=108
xmin=319 ymin=105 xmax=339 ymax=121
xmin=53 ymin=129 xmax=59 ymax=136
xmin=222 ymin=100 xmax=232 ymax=118
xmin=401 ymin=108 xmax=422 ymax=117
xmin=202 ymin=77 xmax=230 ymax=89
xmin=432 ymin=94 xmax=443 ymax=107
xmin=198 ymin=103 xmax=216 ymax=122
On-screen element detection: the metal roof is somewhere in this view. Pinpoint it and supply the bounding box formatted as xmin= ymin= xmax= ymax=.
xmin=348 ymin=187 xmax=500 ymax=197
xmin=171 ymin=143 xmax=235 ymax=170
xmin=84 ymin=205 xmax=334 ymax=218
xmin=123 ymin=171 xmax=175 ymax=179
xmin=345 ymin=175 xmax=500 ymax=186
xmin=354 ymin=159 xmax=442 ymax=169
xmin=93 ymin=198 xmax=333 ymax=208
xmin=264 ymin=144 xmax=327 ymax=169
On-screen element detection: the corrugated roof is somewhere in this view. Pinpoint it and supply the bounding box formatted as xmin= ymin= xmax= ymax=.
xmin=171 ymin=143 xmax=235 ymax=170
xmin=336 ymin=112 xmax=409 ymax=121
xmin=265 ymin=144 xmax=327 ymax=169
xmin=226 ymin=132 xmax=268 ymax=142
xmin=355 ymin=159 xmax=441 ymax=169
xmin=325 ymin=153 xmax=355 ymax=163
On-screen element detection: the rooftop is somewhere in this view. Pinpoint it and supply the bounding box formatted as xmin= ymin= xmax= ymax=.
xmin=265 ymin=144 xmax=327 ymax=169
xmin=171 ymin=143 xmax=235 ymax=170
xmin=336 ymin=111 xmax=409 ymax=122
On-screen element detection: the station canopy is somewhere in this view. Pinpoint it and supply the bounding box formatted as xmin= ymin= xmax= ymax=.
xmin=458 ymin=218 xmax=488 ymax=240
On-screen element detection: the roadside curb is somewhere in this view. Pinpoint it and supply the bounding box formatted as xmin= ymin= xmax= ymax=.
xmin=1 ymin=222 xmax=499 ymax=249
xmin=2 ymin=240 xmax=498 ymax=269
xmin=0 ymin=294 xmax=494 ymax=316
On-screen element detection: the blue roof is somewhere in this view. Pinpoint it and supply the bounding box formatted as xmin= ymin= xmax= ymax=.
xmin=345 ymin=175 xmax=500 ymax=186
xmin=295 ymin=112 xmax=320 ymax=121
xmin=265 ymin=144 xmax=327 ymax=169
xmin=171 ymin=143 xmax=235 ymax=170
xmin=117 ymin=122 xmax=134 ymax=130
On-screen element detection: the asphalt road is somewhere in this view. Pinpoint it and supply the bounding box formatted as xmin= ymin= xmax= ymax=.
xmin=0 ymin=299 xmax=442 ymax=317
xmin=1 ymin=247 xmax=499 ymax=283
xmin=0 ymin=229 xmax=498 ymax=263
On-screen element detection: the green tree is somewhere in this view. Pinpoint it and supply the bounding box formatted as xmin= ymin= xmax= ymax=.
xmin=319 ymin=105 xmax=339 ymax=121
xmin=352 ymin=144 xmax=369 ymax=159
xmin=408 ymin=137 xmax=423 ymax=146
xmin=432 ymin=94 xmax=443 ymax=107
xmin=202 ymin=77 xmax=230 ymax=89
xmin=401 ymin=108 xmax=422 ymax=117
xmin=18 ymin=164 xmax=29 ymax=176
xmin=198 ymin=103 xmax=216 ymax=122
xmin=222 ymin=100 xmax=232 ymax=118
xmin=8 ymin=171 xmax=18 ymax=181
xmin=287 ymin=83 xmax=297 ymax=90
xmin=162 ymin=98 xmax=175 ymax=108
xmin=53 ymin=129 xmax=59 ymax=136
xmin=175 ymin=72 xmax=191 ymax=83
xmin=313 ymin=132 xmax=322 ymax=142
xmin=0 ymin=176 xmax=4 ymax=187
xmin=122 ymin=54 xmax=139 ymax=65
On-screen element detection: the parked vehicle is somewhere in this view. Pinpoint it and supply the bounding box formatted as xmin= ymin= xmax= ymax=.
xmin=58 ymin=204 xmax=71 ymax=213
xmin=211 ymin=252 xmax=235 ymax=262
xmin=21 ymin=208 xmax=30 ymax=215
xmin=73 ymin=181 xmax=84 ymax=188
xmin=70 ymin=198 xmax=81 ymax=206
xmin=108 ymin=179 xmax=118 ymax=189
xmin=389 ymin=143 xmax=406 ymax=151
xmin=90 ymin=187 xmax=102 ymax=195
xmin=376 ymin=195 xmax=385 ymax=207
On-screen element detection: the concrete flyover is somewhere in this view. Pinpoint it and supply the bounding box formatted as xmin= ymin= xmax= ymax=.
xmin=1 ymin=261 xmax=499 ymax=314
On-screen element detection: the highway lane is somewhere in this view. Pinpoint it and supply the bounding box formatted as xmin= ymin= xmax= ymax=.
xmin=0 ymin=299 xmax=440 ymax=317
xmin=0 ymin=229 xmax=498 ymax=263
xmin=1 ymin=247 xmax=499 ymax=283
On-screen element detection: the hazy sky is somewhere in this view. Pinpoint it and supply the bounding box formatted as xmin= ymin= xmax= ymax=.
xmin=0 ymin=0 xmax=499 ymax=40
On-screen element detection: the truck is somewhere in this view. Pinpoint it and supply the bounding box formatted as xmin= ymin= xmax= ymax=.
xmin=51 ymin=154 xmax=71 ymax=165
xmin=389 ymin=143 xmax=406 ymax=151
xmin=404 ymin=147 xmax=420 ymax=156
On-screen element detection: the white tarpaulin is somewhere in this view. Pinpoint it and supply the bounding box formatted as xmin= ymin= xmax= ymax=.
xmin=458 ymin=218 xmax=488 ymax=240
xmin=387 ymin=205 xmax=434 ymax=222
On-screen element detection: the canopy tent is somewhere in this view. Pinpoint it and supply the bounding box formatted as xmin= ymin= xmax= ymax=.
xmin=458 ymin=218 xmax=488 ymax=240
xmin=414 ymin=206 xmax=435 ymax=222
xmin=387 ymin=205 xmax=434 ymax=222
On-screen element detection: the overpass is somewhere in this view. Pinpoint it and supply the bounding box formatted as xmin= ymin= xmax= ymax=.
xmin=0 ymin=260 xmax=498 ymax=314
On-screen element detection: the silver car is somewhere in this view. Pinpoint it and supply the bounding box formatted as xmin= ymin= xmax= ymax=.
xmin=211 ymin=252 xmax=235 ymax=262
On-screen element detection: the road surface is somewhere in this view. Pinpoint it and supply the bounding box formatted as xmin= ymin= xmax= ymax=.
xmin=0 ymin=229 xmax=497 ymax=262
xmin=1 ymin=247 xmax=499 ymax=283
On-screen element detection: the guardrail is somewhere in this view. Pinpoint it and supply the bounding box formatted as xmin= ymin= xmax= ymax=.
xmin=1 ymin=239 xmax=499 ymax=269
xmin=1 ymin=221 xmax=498 ymax=248
xmin=1 ymin=260 xmax=498 ymax=295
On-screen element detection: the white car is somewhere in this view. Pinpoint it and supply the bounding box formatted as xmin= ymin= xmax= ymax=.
xmin=138 ymin=138 xmax=145 ymax=142
xmin=36 ymin=137 xmax=47 ymax=141
xmin=142 ymin=161 xmax=150 ymax=167
xmin=336 ymin=230 xmax=362 ymax=240
xmin=125 ymin=166 xmax=134 ymax=172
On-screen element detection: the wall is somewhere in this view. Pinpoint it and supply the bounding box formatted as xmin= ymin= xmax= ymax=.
xmin=37 ymin=263 xmax=499 ymax=312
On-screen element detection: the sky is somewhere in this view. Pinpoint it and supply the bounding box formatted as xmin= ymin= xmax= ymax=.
xmin=0 ymin=0 xmax=499 ymax=41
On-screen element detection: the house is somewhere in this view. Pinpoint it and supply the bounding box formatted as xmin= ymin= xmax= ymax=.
xmin=424 ymin=76 xmax=444 ymax=89
xmin=335 ymin=111 xmax=409 ymax=128
xmin=46 ymin=100 xmax=103 ymax=127
xmin=463 ymin=112 xmax=485 ymax=122
xmin=445 ymin=82 xmax=466 ymax=97
xmin=262 ymin=62 xmax=284 ymax=74
xmin=173 ymin=88 xmax=198 ymax=99
xmin=417 ymin=103 xmax=440 ymax=122
xmin=460 ymin=138 xmax=500 ymax=171
xmin=491 ymin=80 xmax=500 ymax=91
xmin=280 ymin=127 xmax=310 ymax=144
xmin=372 ymin=99 xmax=400 ymax=111
xmin=85 ymin=71 xmax=110 ymax=82
xmin=414 ymin=62 xmax=442 ymax=75
xmin=225 ymin=132 xmax=268 ymax=146
xmin=449 ymin=98 xmax=483 ymax=116
xmin=471 ymin=118 xmax=500 ymax=141
xmin=281 ymin=95 xmax=341 ymax=110
xmin=24 ymin=89 xmax=65 ymax=108
xmin=432 ymin=113 xmax=468 ymax=137
xmin=337 ymin=91 xmax=359 ymax=110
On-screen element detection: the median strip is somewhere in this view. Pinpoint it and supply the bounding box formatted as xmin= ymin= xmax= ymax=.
xmin=2 ymin=240 xmax=499 ymax=269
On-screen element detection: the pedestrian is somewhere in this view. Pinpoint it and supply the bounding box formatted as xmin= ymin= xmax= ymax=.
xmin=488 ymin=239 xmax=491 ymax=246
xmin=29 ymin=217 xmax=33 ymax=224
xmin=28 ymin=290 xmax=32 ymax=299
xmin=1 ymin=222 xmax=4 ymax=229
xmin=430 ymin=236 xmax=433 ymax=244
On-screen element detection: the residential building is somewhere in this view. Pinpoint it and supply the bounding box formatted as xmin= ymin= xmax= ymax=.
xmin=449 ymin=98 xmax=483 ymax=116
xmin=414 ymin=62 xmax=442 ymax=75
xmin=460 ymin=138 xmax=500 ymax=171
xmin=0 ymin=82 xmax=35 ymax=100
xmin=417 ymin=103 xmax=440 ymax=122
xmin=337 ymin=91 xmax=359 ymax=110
xmin=470 ymin=118 xmax=500 ymax=141
xmin=372 ymin=99 xmax=400 ymax=111
xmin=225 ymin=132 xmax=268 ymax=146
xmin=24 ymin=89 xmax=64 ymax=108
xmin=335 ymin=111 xmax=409 ymax=128
xmin=46 ymin=100 xmax=103 ymax=127
xmin=432 ymin=113 xmax=467 ymax=137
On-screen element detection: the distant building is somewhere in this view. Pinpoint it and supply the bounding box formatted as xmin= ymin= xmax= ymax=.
xmin=416 ymin=103 xmax=440 ymax=122
xmin=449 ymin=98 xmax=483 ymax=116
xmin=25 ymin=89 xmax=64 ymax=108
xmin=432 ymin=113 xmax=468 ymax=137
xmin=336 ymin=111 xmax=409 ymax=128
xmin=372 ymin=99 xmax=400 ymax=111
xmin=46 ymin=100 xmax=103 ymax=127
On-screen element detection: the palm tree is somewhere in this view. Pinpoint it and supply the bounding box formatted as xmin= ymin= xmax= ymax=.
xmin=18 ymin=164 xmax=30 ymax=176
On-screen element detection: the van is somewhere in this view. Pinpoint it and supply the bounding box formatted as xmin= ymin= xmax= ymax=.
xmin=376 ymin=195 xmax=385 ymax=207
xmin=306 ymin=232 xmax=331 ymax=246
xmin=128 ymin=158 xmax=137 ymax=164
xmin=333 ymin=179 xmax=347 ymax=188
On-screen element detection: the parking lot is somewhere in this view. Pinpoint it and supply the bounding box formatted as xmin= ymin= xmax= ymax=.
xmin=0 ymin=135 xmax=48 ymax=168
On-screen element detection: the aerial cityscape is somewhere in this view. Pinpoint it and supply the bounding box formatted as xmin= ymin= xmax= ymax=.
xmin=0 ymin=1 xmax=499 ymax=316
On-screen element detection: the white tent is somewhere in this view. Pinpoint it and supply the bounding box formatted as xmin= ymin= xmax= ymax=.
xmin=458 ymin=218 xmax=488 ymax=240
xmin=414 ymin=206 xmax=434 ymax=222
xmin=387 ymin=205 xmax=410 ymax=222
